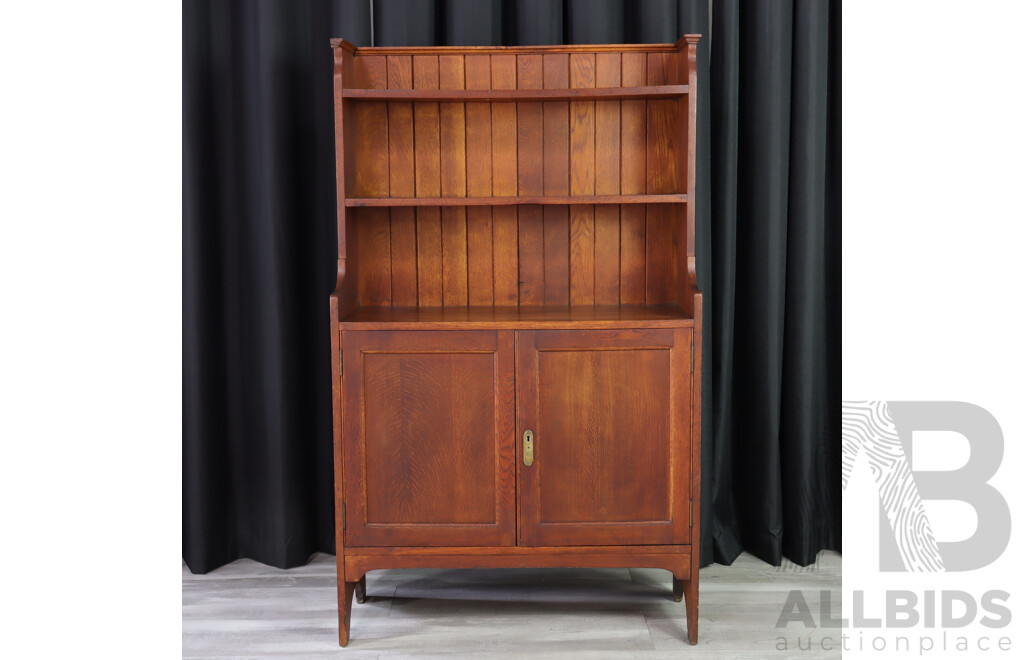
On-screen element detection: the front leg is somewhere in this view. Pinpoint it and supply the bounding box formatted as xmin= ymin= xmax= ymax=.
xmin=338 ymin=580 xmax=356 ymax=646
xmin=681 ymin=577 xmax=698 ymax=645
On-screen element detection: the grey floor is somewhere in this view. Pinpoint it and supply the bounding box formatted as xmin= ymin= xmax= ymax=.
xmin=183 ymin=551 xmax=841 ymax=659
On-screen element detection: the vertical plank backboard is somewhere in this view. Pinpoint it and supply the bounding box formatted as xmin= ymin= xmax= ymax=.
xmin=646 ymin=52 xmax=678 ymax=193
xmin=440 ymin=56 xmax=468 ymax=306
xmin=646 ymin=52 xmax=677 ymax=304
xmin=413 ymin=55 xmax=442 ymax=306
xmin=439 ymin=56 xmax=467 ymax=198
xmin=387 ymin=56 xmax=414 ymax=196
xmin=353 ymin=56 xmax=390 ymax=305
xmin=465 ymin=55 xmax=494 ymax=306
xmin=517 ymin=54 xmax=544 ymax=306
xmin=619 ymin=53 xmax=647 ymax=304
xmin=542 ymin=54 xmax=570 ymax=306
xmin=356 ymin=208 xmax=392 ymax=306
xmin=491 ymin=55 xmax=519 ymax=305
xmin=387 ymin=56 xmax=417 ymax=306
xmin=353 ymin=56 xmax=388 ymax=198
xmin=594 ymin=53 xmax=622 ymax=305
xmin=569 ymin=53 xmax=596 ymax=305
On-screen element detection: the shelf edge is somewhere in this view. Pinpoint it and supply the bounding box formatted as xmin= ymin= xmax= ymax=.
xmin=345 ymin=194 xmax=688 ymax=208
xmin=342 ymin=85 xmax=688 ymax=102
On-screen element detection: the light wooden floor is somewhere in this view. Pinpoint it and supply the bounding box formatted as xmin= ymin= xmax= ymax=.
xmin=183 ymin=551 xmax=841 ymax=659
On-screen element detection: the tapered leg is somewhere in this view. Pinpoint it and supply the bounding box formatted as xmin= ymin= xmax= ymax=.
xmin=672 ymin=576 xmax=684 ymax=602
xmin=338 ymin=580 xmax=356 ymax=646
xmin=354 ymin=574 xmax=367 ymax=604
xmin=682 ymin=578 xmax=699 ymax=645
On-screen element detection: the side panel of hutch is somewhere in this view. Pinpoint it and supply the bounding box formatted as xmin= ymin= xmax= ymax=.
xmin=329 ymin=36 xmax=703 ymax=647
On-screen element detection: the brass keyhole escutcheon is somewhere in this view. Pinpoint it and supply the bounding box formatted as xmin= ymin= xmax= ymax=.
xmin=523 ymin=430 xmax=534 ymax=466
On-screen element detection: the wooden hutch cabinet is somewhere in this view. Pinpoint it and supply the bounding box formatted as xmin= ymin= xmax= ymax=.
xmin=329 ymin=36 xmax=703 ymax=646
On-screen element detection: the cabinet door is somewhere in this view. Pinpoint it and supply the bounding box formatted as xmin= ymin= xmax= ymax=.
xmin=517 ymin=329 xmax=692 ymax=546
xmin=342 ymin=330 xmax=516 ymax=547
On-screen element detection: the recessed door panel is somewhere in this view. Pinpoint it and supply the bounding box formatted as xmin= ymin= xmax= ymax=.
xmin=343 ymin=330 xmax=516 ymax=547
xmin=517 ymin=329 xmax=691 ymax=546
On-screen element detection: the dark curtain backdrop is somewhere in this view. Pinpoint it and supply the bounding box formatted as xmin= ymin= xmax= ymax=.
xmin=184 ymin=0 xmax=841 ymax=574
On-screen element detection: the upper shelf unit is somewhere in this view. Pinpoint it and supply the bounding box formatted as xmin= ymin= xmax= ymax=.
xmin=342 ymin=85 xmax=687 ymax=102
xmin=332 ymin=38 xmax=699 ymax=314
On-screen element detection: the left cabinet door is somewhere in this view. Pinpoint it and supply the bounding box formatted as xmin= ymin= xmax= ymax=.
xmin=342 ymin=330 xmax=517 ymax=547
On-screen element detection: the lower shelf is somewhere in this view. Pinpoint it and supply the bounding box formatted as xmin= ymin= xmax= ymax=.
xmin=339 ymin=304 xmax=694 ymax=330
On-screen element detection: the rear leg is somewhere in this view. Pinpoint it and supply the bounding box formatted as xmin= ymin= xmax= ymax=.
xmin=354 ymin=574 xmax=367 ymax=604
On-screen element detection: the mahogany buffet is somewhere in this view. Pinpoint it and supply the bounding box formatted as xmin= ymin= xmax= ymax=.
xmin=329 ymin=36 xmax=704 ymax=646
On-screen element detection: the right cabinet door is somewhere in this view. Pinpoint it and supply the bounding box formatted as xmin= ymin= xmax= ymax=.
xmin=517 ymin=329 xmax=692 ymax=546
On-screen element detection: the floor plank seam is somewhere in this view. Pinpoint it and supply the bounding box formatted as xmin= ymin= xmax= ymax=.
xmin=640 ymin=610 xmax=657 ymax=650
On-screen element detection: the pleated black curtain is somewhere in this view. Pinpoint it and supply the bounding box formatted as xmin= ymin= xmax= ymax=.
xmin=183 ymin=0 xmax=841 ymax=574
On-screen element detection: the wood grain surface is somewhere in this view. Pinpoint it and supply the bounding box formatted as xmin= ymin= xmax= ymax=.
xmin=517 ymin=329 xmax=692 ymax=547
xmin=342 ymin=331 xmax=516 ymax=548
xmin=338 ymin=304 xmax=694 ymax=330
xmin=330 ymin=38 xmax=704 ymax=648
xmin=342 ymin=84 xmax=689 ymax=101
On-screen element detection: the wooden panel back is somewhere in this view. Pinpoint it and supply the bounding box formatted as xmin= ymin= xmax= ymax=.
xmin=543 ymin=54 xmax=570 ymax=306
xmin=491 ymin=55 xmax=519 ymax=306
xmin=517 ymin=54 xmax=545 ymax=306
xmin=345 ymin=49 xmax=687 ymax=310
xmin=465 ymin=55 xmax=494 ymax=306
xmin=387 ymin=55 xmax=417 ymax=306
xmin=351 ymin=205 xmax=676 ymax=309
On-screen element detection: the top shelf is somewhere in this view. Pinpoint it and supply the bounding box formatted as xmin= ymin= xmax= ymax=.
xmin=331 ymin=36 xmax=701 ymax=54
xmin=342 ymin=85 xmax=688 ymax=103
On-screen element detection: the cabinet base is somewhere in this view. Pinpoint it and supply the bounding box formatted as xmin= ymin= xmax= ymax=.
xmin=338 ymin=545 xmax=698 ymax=646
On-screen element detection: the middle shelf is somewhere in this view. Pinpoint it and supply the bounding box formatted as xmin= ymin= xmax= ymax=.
xmin=342 ymin=84 xmax=689 ymax=102
xmin=346 ymin=194 xmax=687 ymax=207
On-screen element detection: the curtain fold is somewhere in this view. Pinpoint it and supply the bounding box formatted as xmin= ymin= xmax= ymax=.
xmin=183 ymin=0 xmax=841 ymax=574
xmin=444 ymin=0 xmax=504 ymax=46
